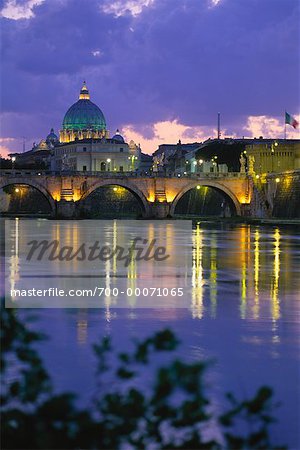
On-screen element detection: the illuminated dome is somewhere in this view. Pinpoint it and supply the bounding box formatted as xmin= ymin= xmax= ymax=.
xmin=60 ymin=82 xmax=107 ymax=143
xmin=46 ymin=128 xmax=58 ymax=146
xmin=112 ymin=129 xmax=125 ymax=143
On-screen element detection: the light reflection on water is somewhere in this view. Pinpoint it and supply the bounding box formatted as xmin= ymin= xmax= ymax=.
xmin=5 ymin=219 xmax=300 ymax=318
xmin=2 ymin=218 xmax=300 ymax=448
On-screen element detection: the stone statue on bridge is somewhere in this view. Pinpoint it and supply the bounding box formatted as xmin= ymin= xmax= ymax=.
xmin=239 ymin=153 xmax=246 ymax=173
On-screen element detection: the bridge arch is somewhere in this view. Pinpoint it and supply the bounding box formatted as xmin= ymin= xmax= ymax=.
xmin=0 ymin=178 xmax=56 ymax=216
xmin=170 ymin=180 xmax=241 ymax=216
xmin=80 ymin=178 xmax=151 ymax=217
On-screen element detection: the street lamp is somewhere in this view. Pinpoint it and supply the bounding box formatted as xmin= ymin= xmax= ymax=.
xmin=198 ymin=159 xmax=204 ymax=173
xmin=11 ymin=156 xmax=16 ymax=170
xmin=106 ymin=158 xmax=111 ymax=171
xmin=128 ymin=155 xmax=136 ymax=171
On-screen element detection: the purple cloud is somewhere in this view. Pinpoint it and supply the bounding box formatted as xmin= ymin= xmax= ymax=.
xmin=0 ymin=0 xmax=299 ymax=156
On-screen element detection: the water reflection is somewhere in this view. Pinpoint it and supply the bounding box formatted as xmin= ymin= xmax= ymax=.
xmin=191 ymin=222 xmax=204 ymax=319
xmin=271 ymin=228 xmax=280 ymax=321
xmin=4 ymin=218 xmax=299 ymax=450
xmin=209 ymin=232 xmax=217 ymax=318
xmin=253 ymin=229 xmax=260 ymax=319
xmin=9 ymin=218 xmax=19 ymax=300
xmin=4 ymin=219 xmax=299 ymax=321
xmin=77 ymin=310 xmax=88 ymax=345
xmin=239 ymin=226 xmax=249 ymax=319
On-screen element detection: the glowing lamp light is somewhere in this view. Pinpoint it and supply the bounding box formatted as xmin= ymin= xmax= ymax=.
xmin=256 ymin=174 xmax=260 ymax=179
xmin=147 ymin=194 xmax=155 ymax=202
xmin=193 ymin=161 xmax=197 ymax=165
xmin=107 ymin=158 xmax=111 ymax=163
xmin=275 ymin=178 xmax=280 ymax=183
xmin=113 ymin=187 xmax=118 ymax=192
xmin=11 ymin=156 xmax=16 ymax=162
xmin=274 ymin=141 xmax=278 ymax=146
xmin=199 ymin=159 xmax=203 ymax=164
xmin=196 ymin=185 xmax=201 ymax=190
xmin=15 ymin=188 xmax=20 ymax=193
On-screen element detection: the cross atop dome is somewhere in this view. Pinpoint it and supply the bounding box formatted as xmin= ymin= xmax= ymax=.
xmin=79 ymin=81 xmax=90 ymax=100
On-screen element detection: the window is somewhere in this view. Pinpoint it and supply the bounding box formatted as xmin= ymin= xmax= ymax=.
xmin=120 ymin=166 xmax=123 ymax=172
xmin=83 ymin=147 xmax=87 ymax=152
xmin=83 ymin=165 xmax=87 ymax=171
xmin=120 ymin=148 xmax=124 ymax=152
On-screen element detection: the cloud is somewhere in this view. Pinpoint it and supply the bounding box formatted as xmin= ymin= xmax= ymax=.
xmin=1 ymin=114 xmax=299 ymax=158
xmin=0 ymin=137 xmax=18 ymax=157
xmin=244 ymin=115 xmax=300 ymax=139
xmin=209 ymin=0 xmax=222 ymax=7
xmin=122 ymin=115 xmax=299 ymax=154
xmin=123 ymin=119 xmax=220 ymax=154
xmin=0 ymin=111 xmax=52 ymax=157
xmin=91 ymin=49 xmax=103 ymax=57
xmin=0 ymin=137 xmax=15 ymax=143
xmin=0 ymin=0 xmax=299 ymax=147
xmin=0 ymin=0 xmax=45 ymax=20
xmin=101 ymin=0 xmax=155 ymax=18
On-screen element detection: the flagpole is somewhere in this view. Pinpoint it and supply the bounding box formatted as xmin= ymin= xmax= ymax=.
xmin=284 ymin=110 xmax=287 ymax=140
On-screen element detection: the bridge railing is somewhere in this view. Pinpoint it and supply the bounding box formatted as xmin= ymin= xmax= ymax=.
xmin=0 ymin=169 xmax=245 ymax=179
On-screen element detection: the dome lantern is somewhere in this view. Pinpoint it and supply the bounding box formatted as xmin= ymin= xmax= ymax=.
xmin=79 ymin=81 xmax=90 ymax=100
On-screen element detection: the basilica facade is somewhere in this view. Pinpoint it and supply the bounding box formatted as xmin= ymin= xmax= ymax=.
xmin=51 ymin=82 xmax=141 ymax=172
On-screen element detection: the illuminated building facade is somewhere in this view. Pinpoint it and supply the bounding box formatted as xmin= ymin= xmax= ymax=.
xmin=245 ymin=139 xmax=300 ymax=174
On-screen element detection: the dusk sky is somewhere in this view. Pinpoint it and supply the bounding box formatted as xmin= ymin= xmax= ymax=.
xmin=0 ymin=0 xmax=299 ymax=156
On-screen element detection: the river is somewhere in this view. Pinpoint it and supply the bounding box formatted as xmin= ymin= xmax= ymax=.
xmin=2 ymin=218 xmax=300 ymax=448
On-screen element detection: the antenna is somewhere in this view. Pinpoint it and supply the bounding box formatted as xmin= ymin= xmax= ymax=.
xmin=217 ymin=112 xmax=221 ymax=139
xmin=22 ymin=136 xmax=26 ymax=153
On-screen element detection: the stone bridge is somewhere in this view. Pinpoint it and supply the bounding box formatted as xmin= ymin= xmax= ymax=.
xmin=0 ymin=169 xmax=268 ymax=218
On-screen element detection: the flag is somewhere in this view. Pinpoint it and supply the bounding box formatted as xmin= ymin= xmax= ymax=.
xmin=285 ymin=112 xmax=299 ymax=129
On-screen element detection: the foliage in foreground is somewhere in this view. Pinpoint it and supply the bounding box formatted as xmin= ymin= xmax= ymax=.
xmin=1 ymin=306 xmax=286 ymax=450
